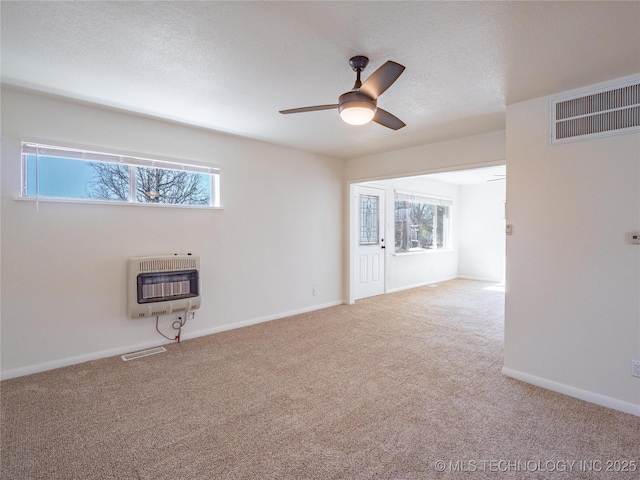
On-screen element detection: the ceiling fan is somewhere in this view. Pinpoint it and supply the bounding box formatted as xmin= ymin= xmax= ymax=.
xmin=279 ymin=56 xmax=406 ymax=130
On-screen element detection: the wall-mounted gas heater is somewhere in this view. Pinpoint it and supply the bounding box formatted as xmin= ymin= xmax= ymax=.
xmin=128 ymin=255 xmax=201 ymax=319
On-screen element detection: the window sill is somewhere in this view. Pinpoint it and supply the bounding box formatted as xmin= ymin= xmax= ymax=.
xmin=13 ymin=196 xmax=223 ymax=210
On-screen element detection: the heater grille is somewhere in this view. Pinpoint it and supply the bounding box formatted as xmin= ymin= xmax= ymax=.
xmin=551 ymin=81 xmax=640 ymax=144
xmin=128 ymin=255 xmax=201 ymax=319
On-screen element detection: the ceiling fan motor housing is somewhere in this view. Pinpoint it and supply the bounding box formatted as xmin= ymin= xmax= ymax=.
xmin=338 ymin=91 xmax=377 ymax=113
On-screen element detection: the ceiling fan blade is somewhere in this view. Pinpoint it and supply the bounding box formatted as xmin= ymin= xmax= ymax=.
xmin=279 ymin=104 xmax=338 ymax=114
xmin=359 ymin=61 xmax=405 ymax=99
xmin=372 ymin=108 xmax=406 ymax=130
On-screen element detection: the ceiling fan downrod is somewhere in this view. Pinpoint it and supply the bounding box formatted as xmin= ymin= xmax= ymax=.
xmin=349 ymin=55 xmax=369 ymax=90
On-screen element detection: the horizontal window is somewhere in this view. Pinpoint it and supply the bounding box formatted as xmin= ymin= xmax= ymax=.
xmin=394 ymin=191 xmax=452 ymax=253
xmin=21 ymin=142 xmax=220 ymax=207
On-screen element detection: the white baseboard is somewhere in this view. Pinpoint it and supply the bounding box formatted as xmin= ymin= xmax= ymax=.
xmin=0 ymin=300 xmax=345 ymax=381
xmin=386 ymin=275 xmax=458 ymax=294
xmin=180 ymin=300 xmax=345 ymax=342
xmin=502 ymin=367 xmax=640 ymax=417
xmin=458 ymin=275 xmax=503 ymax=283
xmin=0 ymin=339 xmax=175 ymax=381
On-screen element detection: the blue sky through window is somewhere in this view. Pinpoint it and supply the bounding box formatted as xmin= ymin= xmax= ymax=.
xmin=25 ymin=155 xmax=109 ymax=199
xmin=25 ymin=154 xmax=213 ymax=204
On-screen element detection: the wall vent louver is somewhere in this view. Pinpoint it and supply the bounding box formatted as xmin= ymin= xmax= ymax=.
xmin=121 ymin=346 xmax=167 ymax=361
xmin=551 ymin=80 xmax=640 ymax=144
xmin=138 ymin=257 xmax=198 ymax=273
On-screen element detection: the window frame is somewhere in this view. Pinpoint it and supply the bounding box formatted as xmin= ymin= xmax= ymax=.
xmin=394 ymin=190 xmax=452 ymax=254
xmin=19 ymin=141 xmax=221 ymax=209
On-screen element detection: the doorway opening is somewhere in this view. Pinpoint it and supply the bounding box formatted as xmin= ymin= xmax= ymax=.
xmin=348 ymin=165 xmax=506 ymax=304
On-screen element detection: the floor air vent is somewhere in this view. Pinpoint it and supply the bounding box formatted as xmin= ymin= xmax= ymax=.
xmin=551 ymin=80 xmax=640 ymax=144
xmin=121 ymin=346 xmax=167 ymax=361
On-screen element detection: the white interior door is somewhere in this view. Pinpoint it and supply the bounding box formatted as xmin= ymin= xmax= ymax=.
xmin=353 ymin=185 xmax=386 ymax=300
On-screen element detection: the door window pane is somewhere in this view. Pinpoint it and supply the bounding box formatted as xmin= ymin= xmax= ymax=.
xmin=360 ymin=194 xmax=379 ymax=245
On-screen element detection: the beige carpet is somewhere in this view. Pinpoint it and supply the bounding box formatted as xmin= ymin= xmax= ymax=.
xmin=1 ymin=279 xmax=638 ymax=479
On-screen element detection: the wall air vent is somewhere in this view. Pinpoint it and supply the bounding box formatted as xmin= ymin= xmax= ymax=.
xmin=551 ymin=80 xmax=640 ymax=144
xmin=121 ymin=346 xmax=166 ymax=361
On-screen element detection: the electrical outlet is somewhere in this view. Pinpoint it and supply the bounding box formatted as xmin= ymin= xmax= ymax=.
xmin=631 ymin=360 xmax=640 ymax=378
xmin=312 ymin=286 xmax=318 ymax=296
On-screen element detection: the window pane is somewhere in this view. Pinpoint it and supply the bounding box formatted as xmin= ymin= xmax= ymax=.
xmin=412 ymin=202 xmax=434 ymax=249
xmin=394 ymin=194 xmax=450 ymax=252
xmin=24 ymin=155 xmax=129 ymax=201
xmin=395 ymin=200 xmax=409 ymax=252
xmin=436 ymin=205 xmax=451 ymax=249
xmin=87 ymin=162 xmax=131 ymax=201
xmin=22 ymin=143 xmax=219 ymax=207
xmin=360 ymin=194 xmax=379 ymax=244
xmin=135 ymin=166 xmax=210 ymax=205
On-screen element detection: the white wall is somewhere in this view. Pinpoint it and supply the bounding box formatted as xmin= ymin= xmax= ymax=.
xmin=458 ymin=181 xmax=506 ymax=282
xmin=504 ymin=75 xmax=640 ymax=415
xmin=345 ymin=130 xmax=506 ymax=182
xmin=0 ymin=87 xmax=344 ymax=379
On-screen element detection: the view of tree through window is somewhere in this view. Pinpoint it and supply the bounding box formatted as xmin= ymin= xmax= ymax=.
xmin=88 ymin=163 xmax=210 ymax=205
xmin=21 ymin=143 xmax=219 ymax=207
xmin=394 ymin=192 xmax=451 ymax=252
xmin=86 ymin=162 xmax=130 ymax=201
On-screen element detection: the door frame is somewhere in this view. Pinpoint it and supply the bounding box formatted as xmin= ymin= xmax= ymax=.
xmin=348 ymin=182 xmax=387 ymax=304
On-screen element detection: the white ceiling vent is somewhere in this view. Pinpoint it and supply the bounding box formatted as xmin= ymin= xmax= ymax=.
xmin=551 ymin=80 xmax=640 ymax=144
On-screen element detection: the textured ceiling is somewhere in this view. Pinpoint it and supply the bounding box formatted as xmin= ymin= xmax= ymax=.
xmin=1 ymin=1 xmax=639 ymax=160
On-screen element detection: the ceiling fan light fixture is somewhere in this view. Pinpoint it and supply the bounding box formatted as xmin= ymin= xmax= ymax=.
xmin=338 ymin=91 xmax=377 ymax=125
xmin=339 ymin=103 xmax=376 ymax=125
